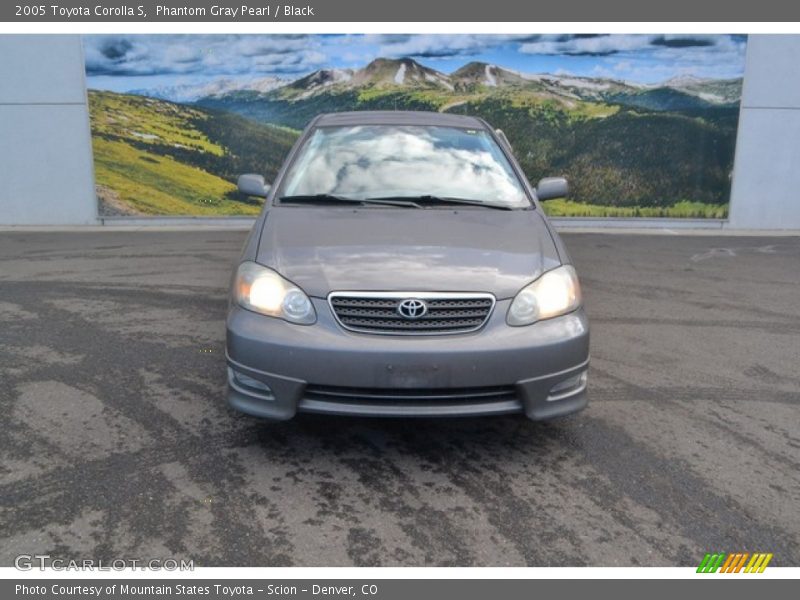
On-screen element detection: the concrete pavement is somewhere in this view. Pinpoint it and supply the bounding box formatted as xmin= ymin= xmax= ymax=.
xmin=0 ymin=230 xmax=798 ymax=566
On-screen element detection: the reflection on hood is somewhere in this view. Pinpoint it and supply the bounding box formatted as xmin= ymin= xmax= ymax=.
xmin=282 ymin=125 xmax=528 ymax=206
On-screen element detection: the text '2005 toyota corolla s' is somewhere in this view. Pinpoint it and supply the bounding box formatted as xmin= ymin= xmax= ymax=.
xmin=226 ymin=110 xmax=589 ymax=421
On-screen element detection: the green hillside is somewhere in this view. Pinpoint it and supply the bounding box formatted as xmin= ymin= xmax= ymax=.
xmin=605 ymin=88 xmax=717 ymax=111
xmin=541 ymin=199 xmax=727 ymax=219
xmin=89 ymin=90 xmax=297 ymax=215
xmin=450 ymin=95 xmax=737 ymax=207
xmin=197 ymin=69 xmax=738 ymax=213
xmin=89 ymin=56 xmax=738 ymax=218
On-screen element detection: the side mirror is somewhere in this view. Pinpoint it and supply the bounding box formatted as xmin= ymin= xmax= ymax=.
xmin=237 ymin=174 xmax=270 ymax=198
xmin=536 ymin=177 xmax=568 ymax=201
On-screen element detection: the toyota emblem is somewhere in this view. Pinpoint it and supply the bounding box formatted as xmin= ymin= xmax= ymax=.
xmin=397 ymin=298 xmax=428 ymax=319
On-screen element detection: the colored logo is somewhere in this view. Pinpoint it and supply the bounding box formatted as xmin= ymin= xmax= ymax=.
xmin=697 ymin=552 xmax=773 ymax=573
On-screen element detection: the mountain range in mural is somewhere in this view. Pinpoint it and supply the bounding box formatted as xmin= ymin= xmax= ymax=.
xmin=91 ymin=57 xmax=740 ymax=217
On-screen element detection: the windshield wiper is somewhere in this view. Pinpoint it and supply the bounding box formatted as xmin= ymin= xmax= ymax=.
xmin=279 ymin=194 xmax=421 ymax=208
xmin=364 ymin=195 xmax=515 ymax=210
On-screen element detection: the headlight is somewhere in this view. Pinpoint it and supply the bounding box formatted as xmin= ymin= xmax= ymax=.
xmin=507 ymin=265 xmax=581 ymax=326
xmin=233 ymin=262 xmax=316 ymax=324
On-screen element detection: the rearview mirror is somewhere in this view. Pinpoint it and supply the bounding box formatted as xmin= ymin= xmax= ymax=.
xmin=237 ymin=174 xmax=270 ymax=198
xmin=536 ymin=177 xmax=568 ymax=201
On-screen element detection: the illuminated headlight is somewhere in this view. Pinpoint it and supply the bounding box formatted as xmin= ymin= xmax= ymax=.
xmin=507 ymin=265 xmax=582 ymax=326
xmin=233 ymin=262 xmax=316 ymax=324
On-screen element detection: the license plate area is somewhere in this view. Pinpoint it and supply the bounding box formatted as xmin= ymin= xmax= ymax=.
xmin=381 ymin=363 xmax=450 ymax=388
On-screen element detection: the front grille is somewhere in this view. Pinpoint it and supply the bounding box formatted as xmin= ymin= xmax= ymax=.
xmin=328 ymin=292 xmax=495 ymax=334
xmin=304 ymin=384 xmax=518 ymax=406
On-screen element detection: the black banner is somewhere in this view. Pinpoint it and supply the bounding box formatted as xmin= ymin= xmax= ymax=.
xmin=2 ymin=0 xmax=800 ymax=22
xmin=4 ymin=579 xmax=797 ymax=600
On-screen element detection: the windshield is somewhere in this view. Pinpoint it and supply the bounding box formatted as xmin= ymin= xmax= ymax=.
xmin=279 ymin=124 xmax=530 ymax=208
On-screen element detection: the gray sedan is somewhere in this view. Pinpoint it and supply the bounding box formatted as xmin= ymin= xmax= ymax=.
xmin=227 ymin=111 xmax=589 ymax=420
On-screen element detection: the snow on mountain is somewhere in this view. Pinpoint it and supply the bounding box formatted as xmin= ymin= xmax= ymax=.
xmin=663 ymin=75 xmax=706 ymax=87
xmin=132 ymin=76 xmax=286 ymax=103
xmin=544 ymin=76 xmax=611 ymax=91
xmin=187 ymin=57 xmax=741 ymax=109
xmin=394 ymin=63 xmax=406 ymax=84
xmin=484 ymin=65 xmax=497 ymax=87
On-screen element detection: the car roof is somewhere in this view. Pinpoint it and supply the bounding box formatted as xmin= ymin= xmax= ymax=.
xmin=312 ymin=110 xmax=488 ymax=129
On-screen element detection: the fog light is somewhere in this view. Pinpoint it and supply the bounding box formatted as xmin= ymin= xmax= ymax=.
xmin=548 ymin=371 xmax=587 ymax=400
xmin=229 ymin=368 xmax=275 ymax=400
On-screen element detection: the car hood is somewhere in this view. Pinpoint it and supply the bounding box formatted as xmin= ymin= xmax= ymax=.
xmin=256 ymin=207 xmax=562 ymax=299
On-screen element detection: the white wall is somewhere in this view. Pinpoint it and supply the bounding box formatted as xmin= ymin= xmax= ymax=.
xmin=729 ymin=35 xmax=800 ymax=229
xmin=0 ymin=35 xmax=97 ymax=225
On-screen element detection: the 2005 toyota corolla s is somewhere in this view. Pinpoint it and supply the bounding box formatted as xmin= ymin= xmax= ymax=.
xmin=226 ymin=111 xmax=589 ymax=421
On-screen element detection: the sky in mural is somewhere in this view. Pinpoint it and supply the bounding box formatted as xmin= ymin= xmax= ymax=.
xmin=85 ymin=33 xmax=748 ymax=98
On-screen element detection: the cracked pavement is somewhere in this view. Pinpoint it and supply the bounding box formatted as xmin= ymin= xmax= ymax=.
xmin=0 ymin=230 xmax=798 ymax=566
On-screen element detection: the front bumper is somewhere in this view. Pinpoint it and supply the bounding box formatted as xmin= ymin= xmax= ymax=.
xmin=225 ymin=298 xmax=590 ymax=421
